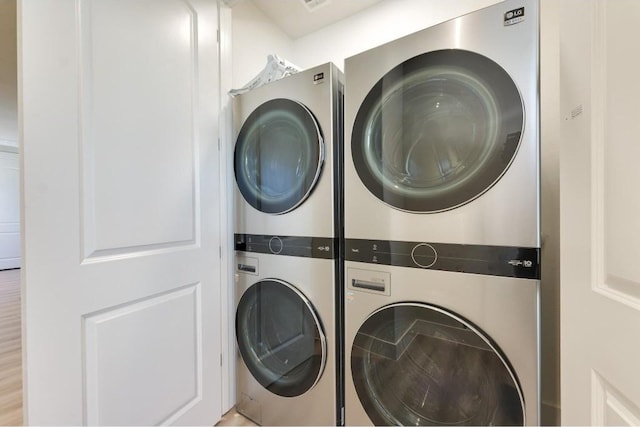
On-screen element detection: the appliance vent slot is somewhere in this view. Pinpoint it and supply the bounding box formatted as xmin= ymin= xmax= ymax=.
xmin=300 ymin=0 xmax=331 ymax=12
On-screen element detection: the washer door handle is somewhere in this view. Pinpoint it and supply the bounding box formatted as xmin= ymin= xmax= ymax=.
xmin=352 ymin=279 xmax=386 ymax=292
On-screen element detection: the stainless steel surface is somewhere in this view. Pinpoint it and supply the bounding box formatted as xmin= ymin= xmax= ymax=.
xmin=233 ymin=63 xmax=343 ymax=426
xmin=233 ymin=62 xmax=342 ymax=238
xmin=343 ymin=1 xmax=540 ymax=425
xmin=235 ymin=252 xmax=338 ymax=426
xmin=344 ymin=0 xmax=540 ymax=248
xmin=233 ymin=63 xmax=342 ymax=425
xmin=344 ymin=261 xmax=539 ymax=426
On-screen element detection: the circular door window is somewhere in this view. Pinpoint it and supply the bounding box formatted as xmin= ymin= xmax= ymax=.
xmin=351 ymin=303 xmax=524 ymax=426
xmin=235 ymin=98 xmax=324 ymax=214
xmin=236 ymin=279 xmax=327 ymax=397
xmin=351 ymin=49 xmax=524 ymax=213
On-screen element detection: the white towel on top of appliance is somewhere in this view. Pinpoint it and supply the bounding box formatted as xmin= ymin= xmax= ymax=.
xmin=229 ymin=54 xmax=301 ymax=96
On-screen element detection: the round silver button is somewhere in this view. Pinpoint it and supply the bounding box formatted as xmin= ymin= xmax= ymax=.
xmin=411 ymin=243 xmax=437 ymax=268
xmin=268 ymin=236 xmax=283 ymax=254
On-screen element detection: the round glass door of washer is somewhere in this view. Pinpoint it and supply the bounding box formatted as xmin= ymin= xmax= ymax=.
xmin=351 ymin=49 xmax=524 ymax=213
xmin=235 ymin=98 xmax=324 ymax=214
xmin=236 ymin=279 xmax=327 ymax=397
xmin=351 ymin=303 xmax=525 ymax=426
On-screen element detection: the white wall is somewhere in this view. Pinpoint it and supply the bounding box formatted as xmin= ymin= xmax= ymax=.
xmin=292 ymin=0 xmax=501 ymax=70
xmin=0 ymin=0 xmax=18 ymax=147
xmin=230 ymin=0 xmax=295 ymax=90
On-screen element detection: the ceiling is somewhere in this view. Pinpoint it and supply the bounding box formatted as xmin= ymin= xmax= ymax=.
xmin=233 ymin=0 xmax=385 ymax=39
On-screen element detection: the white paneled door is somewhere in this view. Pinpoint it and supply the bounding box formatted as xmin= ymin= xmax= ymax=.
xmin=0 ymin=149 xmax=20 ymax=270
xmin=560 ymin=0 xmax=640 ymax=424
xmin=19 ymin=0 xmax=222 ymax=425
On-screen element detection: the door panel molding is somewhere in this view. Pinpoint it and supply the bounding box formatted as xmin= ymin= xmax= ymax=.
xmin=590 ymin=0 xmax=640 ymax=311
xmin=83 ymin=283 xmax=202 ymax=425
xmin=78 ymin=0 xmax=200 ymax=260
xmin=592 ymin=370 xmax=640 ymax=426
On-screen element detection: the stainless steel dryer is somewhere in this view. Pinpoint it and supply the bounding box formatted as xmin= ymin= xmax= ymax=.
xmin=344 ymin=1 xmax=539 ymax=248
xmin=234 ymin=62 xmax=342 ymax=239
xmin=233 ymin=63 xmax=344 ymax=426
xmin=343 ymin=0 xmax=540 ymax=425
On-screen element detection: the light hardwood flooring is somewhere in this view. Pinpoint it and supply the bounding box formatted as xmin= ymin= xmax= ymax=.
xmin=215 ymin=408 xmax=256 ymax=426
xmin=0 ymin=268 xmax=22 ymax=426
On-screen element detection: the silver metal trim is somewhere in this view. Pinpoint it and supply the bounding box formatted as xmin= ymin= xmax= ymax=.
xmin=272 ymin=100 xmax=325 ymax=215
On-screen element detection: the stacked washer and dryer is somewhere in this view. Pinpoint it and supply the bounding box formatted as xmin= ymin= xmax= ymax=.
xmin=343 ymin=0 xmax=540 ymax=426
xmin=233 ymin=0 xmax=540 ymax=425
xmin=233 ymin=63 xmax=344 ymax=426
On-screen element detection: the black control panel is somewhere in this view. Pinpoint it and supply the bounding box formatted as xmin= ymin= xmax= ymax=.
xmin=235 ymin=233 xmax=336 ymax=260
xmin=345 ymin=238 xmax=540 ymax=279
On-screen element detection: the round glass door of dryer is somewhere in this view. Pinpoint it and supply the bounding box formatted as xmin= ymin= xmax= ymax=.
xmin=351 ymin=303 xmax=524 ymax=426
xmin=351 ymin=49 xmax=524 ymax=213
xmin=235 ymin=98 xmax=324 ymax=214
xmin=236 ymin=279 xmax=327 ymax=397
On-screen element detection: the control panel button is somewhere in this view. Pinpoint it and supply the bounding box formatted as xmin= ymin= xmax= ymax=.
xmin=268 ymin=236 xmax=283 ymax=254
xmin=411 ymin=243 xmax=437 ymax=268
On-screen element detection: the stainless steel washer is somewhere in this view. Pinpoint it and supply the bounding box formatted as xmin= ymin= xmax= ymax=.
xmin=234 ymin=252 xmax=339 ymax=426
xmin=345 ymin=263 xmax=538 ymax=425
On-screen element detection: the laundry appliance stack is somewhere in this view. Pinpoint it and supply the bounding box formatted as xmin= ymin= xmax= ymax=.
xmin=342 ymin=0 xmax=541 ymax=425
xmin=232 ymin=63 xmax=344 ymax=426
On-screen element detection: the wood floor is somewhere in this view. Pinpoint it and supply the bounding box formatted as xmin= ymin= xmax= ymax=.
xmin=215 ymin=408 xmax=256 ymax=427
xmin=0 ymin=268 xmax=22 ymax=426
